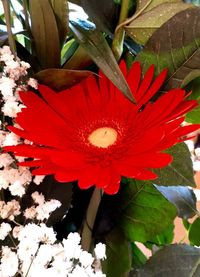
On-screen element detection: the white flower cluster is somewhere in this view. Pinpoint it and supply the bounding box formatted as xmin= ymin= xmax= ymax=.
xmin=0 ymin=227 xmax=106 ymax=277
xmin=24 ymin=191 xmax=61 ymax=221
xmin=0 ymin=45 xmax=42 ymax=198
xmin=0 ymin=46 xmax=37 ymax=117
xmin=0 ymin=46 xmax=106 ymax=277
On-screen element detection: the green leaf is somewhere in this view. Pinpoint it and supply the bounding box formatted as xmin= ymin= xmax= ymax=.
xmin=153 ymin=143 xmax=195 ymax=187
xmin=105 ymin=228 xmax=131 ymax=277
xmin=29 ymin=0 xmax=60 ymax=68
xmin=35 ymin=68 xmax=92 ymax=91
xmin=50 ymin=0 xmax=69 ymax=45
xmin=131 ymin=243 xmax=147 ymax=268
xmin=119 ymin=180 xmax=177 ymax=242
xmin=148 ymin=224 xmax=174 ymax=246
xmin=134 ymin=244 xmax=200 ymax=277
xmin=125 ymin=2 xmax=192 ymax=45
xmin=186 ymin=104 xmax=200 ymax=123
xmin=69 ymin=19 xmax=134 ymax=102
xmin=154 ymin=186 xmax=197 ymax=218
xmin=189 ymin=218 xmax=200 ymax=246
xmin=184 ymin=76 xmax=200 ymax=123
xmin=136 ymin=7 xmax=200 ymax=90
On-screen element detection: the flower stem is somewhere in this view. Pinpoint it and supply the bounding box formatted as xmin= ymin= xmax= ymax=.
xmin=2 ymin=0 xmax=17 ymax=57
xmin=112 ymin=0 xmax=130 ymax=61
xmin=81 ymin=188 xmax=102 ymax=251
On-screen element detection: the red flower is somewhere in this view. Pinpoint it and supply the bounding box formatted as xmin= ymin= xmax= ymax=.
xmin=4 ymin=62 xmax=199 ymax=194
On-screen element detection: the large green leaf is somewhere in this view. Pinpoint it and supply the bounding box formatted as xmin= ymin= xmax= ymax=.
xmin=29 ymin=0 xmax=60 ymax=68
xmin=153 ymin=143 xmax=195 ymax=187
xmin=136 ymin=7 xmax=200 ymax=90
xmin=125 ymin=1 xmax=192 ymax=45
xmin=69 ymin=19 xmax=134 ymax=102
xmin=105 ymin=228 xmax=131 ymax=277
xmin=50 ymin=0 xmax=69 ymax=45
xmin=133 ymin=244 xmax=200 ymax=277
xmin=35 ymin=68 xmax=92 ymax=90
xmin=119 ymin=180 xmax=177 ymax=242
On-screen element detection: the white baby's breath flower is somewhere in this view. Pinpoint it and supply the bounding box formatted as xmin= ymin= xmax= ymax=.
xmin=94 ymin=243 xmax=106 ymax=260
xmin=18 ymin=239 xmax=39 ymax=261
xmin=24 ymin=206 xmax=37 ymax=219
xmin=9 ymin=180 xmax=26 ymax=197
xmin=12 ymin=225 xmax=23 ymax=239
xmin=0 ymin=153 xmax=14 ymax=168
xmin=79 ymin=251 xmax=94 ymax=267
xmin=0 ymin=222 xmax=11 ymax=240
xmin=31 ymin=191 xmax=45 ymax=205
xmin=33 ymin=175 xmax=45 ymax=185
xmin=2 ymin=132 xmax=20 ymax=146
xmin=0 ymin=246 xmax=19 ymax=277
xmin=0 ymin=76 xmax=16 ymax=98
xmin=38 ymin=224 xmax=57 ymax=244
xmin=27 ymin=77 xmax=38 ymax=89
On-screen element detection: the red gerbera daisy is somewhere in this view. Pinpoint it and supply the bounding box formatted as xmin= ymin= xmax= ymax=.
xmin=4 ymin=62 xmax=199 ymax=194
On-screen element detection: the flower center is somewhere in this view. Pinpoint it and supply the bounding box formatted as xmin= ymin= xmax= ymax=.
xmin=88 ymin=127 xmax=118 ymax=148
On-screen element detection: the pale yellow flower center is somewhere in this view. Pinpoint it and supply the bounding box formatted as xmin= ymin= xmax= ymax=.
xmin=88 ymin=127 xmax=117 ymax=148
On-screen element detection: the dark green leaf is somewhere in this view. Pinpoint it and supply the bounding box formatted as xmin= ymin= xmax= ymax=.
xmin=50 ymin=0 xmax=69 ymax=45
xmin=136 ymin=8 xmax=200 ymax=90
xmin=105 ymin=228 xmax=131 ymax=277
xmin=153 ymin=143 xmax=195 ymax=187
xmin=29 ymin=0 xmax=60 ymax=68
xmin=119 ymin=180 xmax=177 ymax=242
xmin=35 ymin=68 xmax=92 ymax=91
xmin=154 ymin=185 xmax=197 ymax=218
xmin=133 ymin=244 xmax=200 ymax=277
xmin=69 ymin=19 xmax=134 ymax=102
xmin=189 ymin=218 xmax=200 ymax=246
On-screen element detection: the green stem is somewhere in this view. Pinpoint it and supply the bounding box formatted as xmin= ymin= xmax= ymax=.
xmin=112 ymin=0 xmax=129 ymax=61
xmin=2 ymin=0 xmax=17 ymax=56
xmin=81 ymin=188 xmax=102 ymax=251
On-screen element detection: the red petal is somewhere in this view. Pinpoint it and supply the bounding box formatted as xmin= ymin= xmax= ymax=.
xmin=95 ymin=166 xmax=111 ymax=189
xmin=104 ymin=179 xmax=120 ymax=194
xmin=78 ymin=165 xmax=100 ymax=189
xmin=123 ymin=152 xmax=173 ymax=168
xmin=135 ymin=169 xmax=158 ymax=180
xmin=139 ymin=68 xmax=167 ymax=105
xmin=136 ymin=64 xmax=155 ymax=104
xmin=54 ymin=169 xmax=79 ymax=182
xmin=51 ymin=150 xmax=86 ymax=169
xmin=4 ymin=144 xmax=51 ymax=159
xmin=127 ymin=62 xmax=141 ymax=102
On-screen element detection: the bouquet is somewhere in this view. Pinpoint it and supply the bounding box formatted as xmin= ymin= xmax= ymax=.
xmin=0 ymin=0 xmax=200 ymax=276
